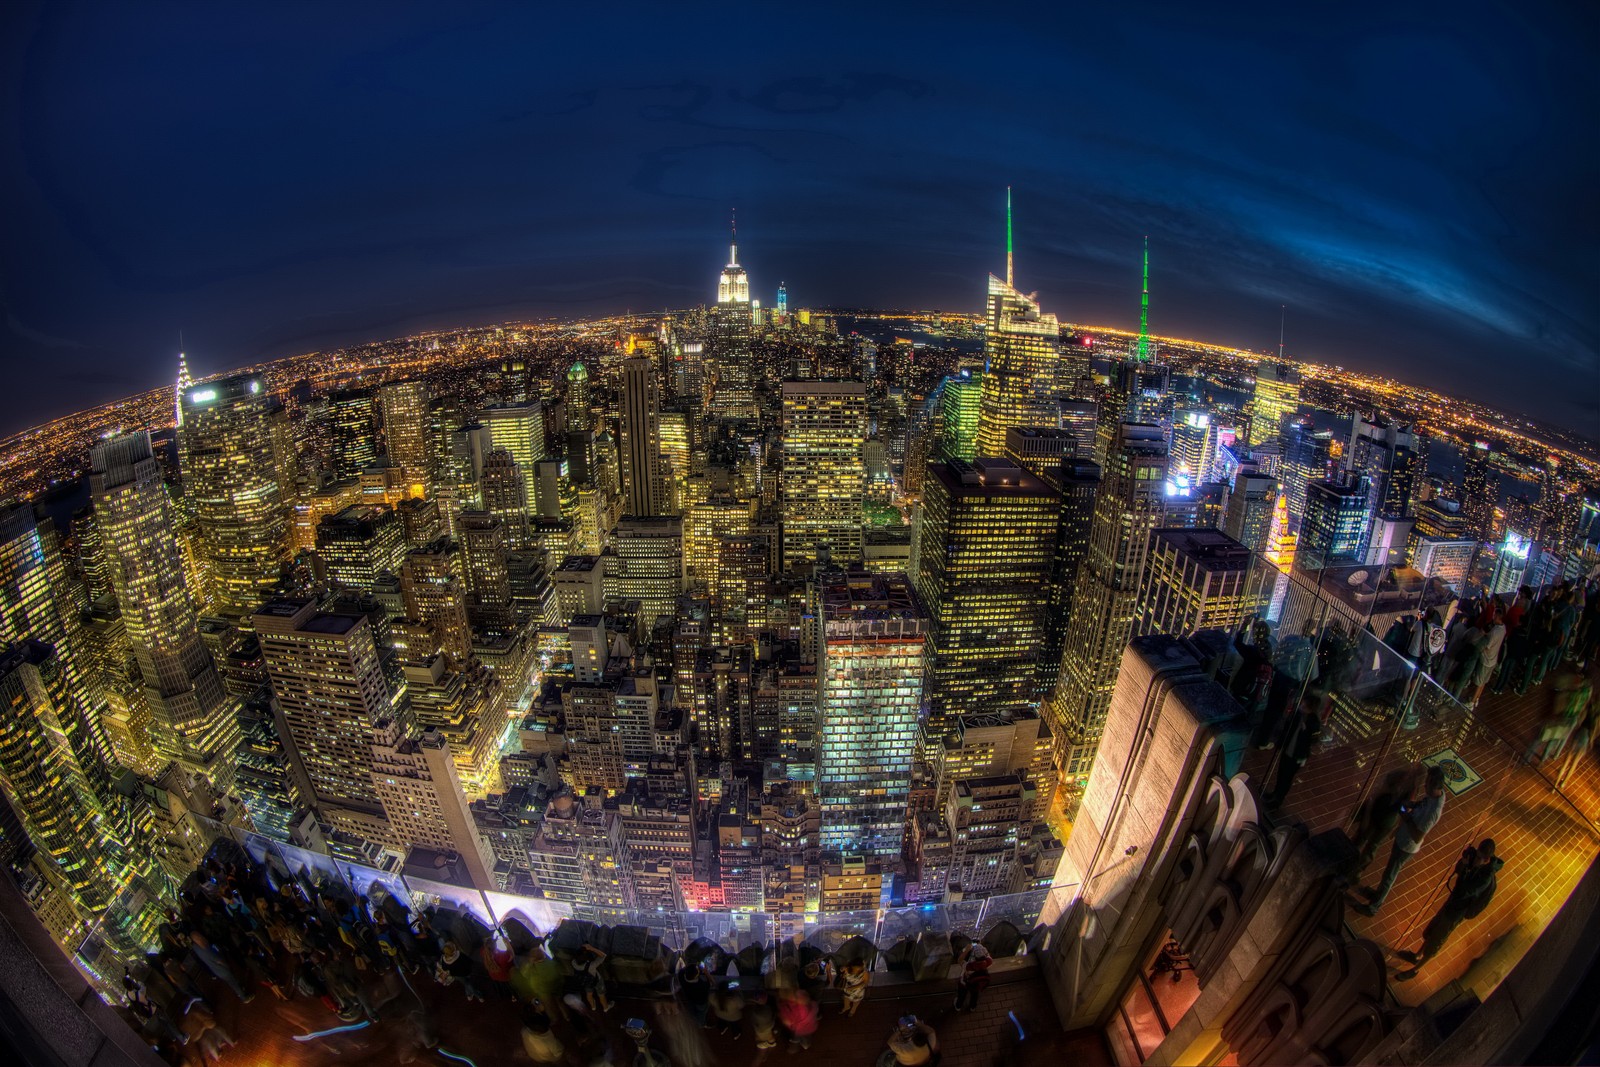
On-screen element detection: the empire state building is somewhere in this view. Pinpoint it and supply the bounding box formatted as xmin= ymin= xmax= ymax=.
xmin=708 ymin=230 xmax=757 ymax=421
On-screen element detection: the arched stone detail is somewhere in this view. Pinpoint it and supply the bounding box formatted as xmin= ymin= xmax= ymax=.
xmin=1163 ymin=773 xmax=1289 ymax=984
xmin=1221 ymin=896 xmax=1391 ymax=1066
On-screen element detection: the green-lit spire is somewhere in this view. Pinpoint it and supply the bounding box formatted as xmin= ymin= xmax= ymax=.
xmin=1136 ymin=236 xmax=1150 ymax=361
xmin=1005 ymin=186 xmax=1014 ymax=288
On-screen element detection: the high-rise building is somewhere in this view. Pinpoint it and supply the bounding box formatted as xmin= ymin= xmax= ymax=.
xmin=529 ymin=790 xmax=637 ymax=914
xmin=1346 ymin=414 xmax=1422 ymax=559
xmin=254 ymin=599 xmax=398 ymax=843
xmin=90 ymin=433 xmax=237 ymax=789
xmin=1048 ymin=423 xmax=1168 ymax=781
xmin=780 ymin=381 xmax=867 ymax=572
xmin=1168 ymin=409 xmax=1214 ymax=483
xmin=915 ymin=458 xmax=1058 ymax=727
xmin=1247 ymin=361 xmax=1300 ymax=446
xmin=1281 ymin=420 xmax=1333 ymax=518
xmin=976 ymin=275 xmax=1060 ymax=457
xmin=481 ymin=404 xmax=546 ymax=515
xmin=708 ymin=235 xmax=757 ymax=421
xmin=368 ymin=718 xmax=496 ymax=889
xmin=1136 ymin=528 xmax=1258 ymax=638
xmin=816 ymin=568 xmax=927 ymax=860
xmin=1298 ymin=480 xmax=1368 ymax=573
xmin=458 ymin=512 xmax=514 ymax=629
xmin=939 ymin=371 xmax=984 ymax=462
xmin=565 ymin=361 xmax=590 ymax=435
xmin=317 ymin=504 xmax=405 ymax=593
xmin=685 ymin=494 xmax=752 ymax=594
xmin=401 ymin=539 xmax=473 ymax=665
xmin=605 ymin=516 xmax=683 ymax=631
xmin=480 ymin=448 xmax=532 ymax=549
xmin=619 ymin=356 xmax=667 ymax=517
xmin=1222 ymin=469 xmax=1278 ymax=553
xmin=1459 ymin=441 xmax=1497 ymax=543
xmin=179 ymin=374 xmax=291 ymax=617
xmin=1036 ymin=458 xmax=1101 ymax=693
xmin=379 ymin=380 xmax=431 ymax=490
xmin=327 ymin=388 xmax=379 ymax=478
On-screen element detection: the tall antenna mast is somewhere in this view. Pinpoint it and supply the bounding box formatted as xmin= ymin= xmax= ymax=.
xmin=730 ymin=207 xmax=738 ymax=266
xmin=1278 ymin=304 xmax=1286 ymax=362
xmin=1136 ymin=237 xmax=1150 ymax=361
xmin=1005 ymin=186 xmax=1014 ymax=288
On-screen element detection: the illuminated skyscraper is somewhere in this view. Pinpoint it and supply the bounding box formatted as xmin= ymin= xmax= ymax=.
xmin=1047 ymin=423 xmax=1168 ymax=781
xmin=254 ymin=599 xmax=399 ymax=844
xmin=90 ymin=432 xmax=237 ymax=790
xmin=709 ymin=227 xmax=757 ymax=421
xmin=604 ymin=516 xmax=683 ymax=631
xmin=781 ymin=381 xmax=867 ymax=571
xmin=1168 ymin=409 xmax=1214 ymax=482
xmin=0 ymin=642 xmax=139 ymax=943
xmin=1458 ymin=441 xmax=1496 ymax=543
xmin=816 ymin=568 xmax=927 ymax=860
xmin=914 ymin=458 xmax=1058 ymax=728
xmin=481 ymin=403 xmax=546 ymax=514
xmin=368 ymin=718 xmax=496 ymax=889
xmin=379 ymin=379 xmax=431 ymax=489
xmin=1247 ymin=361 xmax=1301 ymax=446
xmin=1136 ymin=528 xmax=1258 ymax=638
xmin=174 ymin=348 xmax=192 ymax=429
xmin=619 ymin=356 xmax=667 ymax=517
xmin=327 ymin=388 xmax=379 ymax=477
xmin=180 ymin=374 xmax=291 ymax=617
xmin=1222 ymin=469 xmax=1278 ymax=553
xmin=565 ymin=361 xmax=590 ymax=435
xmin=1298 ymin=480 xmax=1368 ymax=572
xmin=1281 ymin=420 xmax=1333 ymax=517
xmin=317 ymin=504 xmax=405 ymax=592
xmin=1346 ymin=413 xmax=1422 ymax=560
xmin=480 ymin=448 xmax=532 ymax=550
xmin=939 ymin=371 xmax=984 ymax=461
xmin=685 ymin=493 xmax=752 ymax=593
xmin=975 ymin=276 xmax=1060 ymax=457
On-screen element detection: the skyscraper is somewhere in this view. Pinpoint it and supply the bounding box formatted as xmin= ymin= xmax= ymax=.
xmin=1247 ymin=361 xmax=1301 ymax=446
xmin=619 ymin=356 xmax=667 ymax=517
xmin=1047 ymin=423 xmax=1168 ymax=781
xmin=938 ymin=370 xmax=984 ymax=462
xmin=604 ymin=516 xmax=684 ymax=631
xmin=481 ymin=403 xmax=546 ymax=515
xmin=975 ymin=276 xmax=1060 ymax=457
xmin=816 ymin=568 xmax=927 ymax=861
xmin=708 ymin=229 xmax=757 ymax=421
xmin=327 ymin=388 xmax=379 ymax=478
xmin=180 ymin=373 xmax=291 ymax=617
xmin=253 ymin=599 xmax=397 ymax=843
xmin=90 ymin=433 xmax=237 ymax=790
xmin=565 ymin=361 xmax=590 ymax=435
xmin=1298 ymin=480 xmax=1368 ymax=573
xmin=1281 ymin=420 xmax=1333 ymax=517
xmin=1135 ymin=528 xmax=1258 ymax=638
xmin=780 ymin=381 xmax=867 ymax=572
xmin=1459 ymin=441 xmax=1497 ymax=543
xmin=914 ymin=458 xmax=1058 ymax=728
xmin=316 ymin=504 xmax=405 ymax=592
xmin=379 ymin=379 xmax=431 ymax=490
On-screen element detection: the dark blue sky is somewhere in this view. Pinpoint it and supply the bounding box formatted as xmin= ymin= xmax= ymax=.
xmin=2 ymin=1 xmax=1596 ymax=438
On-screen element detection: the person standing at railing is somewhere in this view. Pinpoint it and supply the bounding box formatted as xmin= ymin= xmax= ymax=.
xmin=1527 ymin=668 xmax=1591 ymax=766
xmin=1261 ymin=620 xmax=1320 ymax=750
xmin=1541 ymin=586 xmax=1580 ymax=684
xmin=1355 ymin=765 xmax=1446 ymax=916
xmin=1572 ymin=584 xmax=1600 ymax=670
xmin=1465 ymin=609 xmax=1507 ymax=710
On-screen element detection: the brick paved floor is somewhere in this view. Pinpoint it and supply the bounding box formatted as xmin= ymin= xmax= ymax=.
xmin=123 ymin=958 xmax=1109 ymax=1066
xmin=1245 ymin=663 xmax=1600 ymax=1009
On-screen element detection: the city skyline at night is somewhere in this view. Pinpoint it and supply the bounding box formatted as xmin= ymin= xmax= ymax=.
xmin=0 ymin=6 xmax=1597 ymax=1067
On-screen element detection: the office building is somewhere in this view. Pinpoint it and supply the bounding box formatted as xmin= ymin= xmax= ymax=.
xmin=604 ymin=516 xmax=683 ymax=631
xmin=976 ymin=275 xmax=1060 ymax=456
xmin=368 ymin=719 xmax=496 ymax=889
xmin=619 ymin=356 xmax=668 ymax=517
xmin=254 ymin=599 xmax=399 ymax=844
xmin=379 ymin=379 xmax=431 ymax=490
xmin=1281 ymin=421 xmax=1333 ymax=517
xmin=565 ymin=361 xmax=590 ymax=435
xmin=816 ymin=568 xmax=927 ymax=859
xmin=317 ymin=505 xmax=405 ymax=592
xmin=481 ymin=404 xmax=546 ymax=514
xmin=1048 ymin=423 xmax=1168 ymax=781
xmin=939 ymin=370 xmax=984 ymax=462
xmin=708 ymin=238 xmax=757 ymax=421
xmin=1136 ymin=528 xmax=1258 ymax=638
xmin=1222 ymin=469 xmax=1278 ymax=553
xmin=1459 ymin=441 xmax=1497 ymax=543
xmin=780 ymin=381 xmax=867 ymax=571
xmin=90 ymin=433 xmax=237 ymax=789
xmin=915 ymin=458 xmax=1058 ymax=727
xmin=328 ymin=388 xmax=379 ymax=478
xmin=1298 ymin=480 xmax=1369 ymax=573
xmin=179 ymin=374 xmax=291 ymax=617
xmin=1247 ymin=361 xmax=1300 ymax=446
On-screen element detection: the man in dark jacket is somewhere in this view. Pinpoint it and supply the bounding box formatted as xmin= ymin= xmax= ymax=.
xmin=1395 ymin=839 xmax=1502 ymax=981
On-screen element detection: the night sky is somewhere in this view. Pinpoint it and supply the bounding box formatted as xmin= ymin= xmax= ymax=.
xmin=2 ymin=1 xmax=1595 ymax=439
